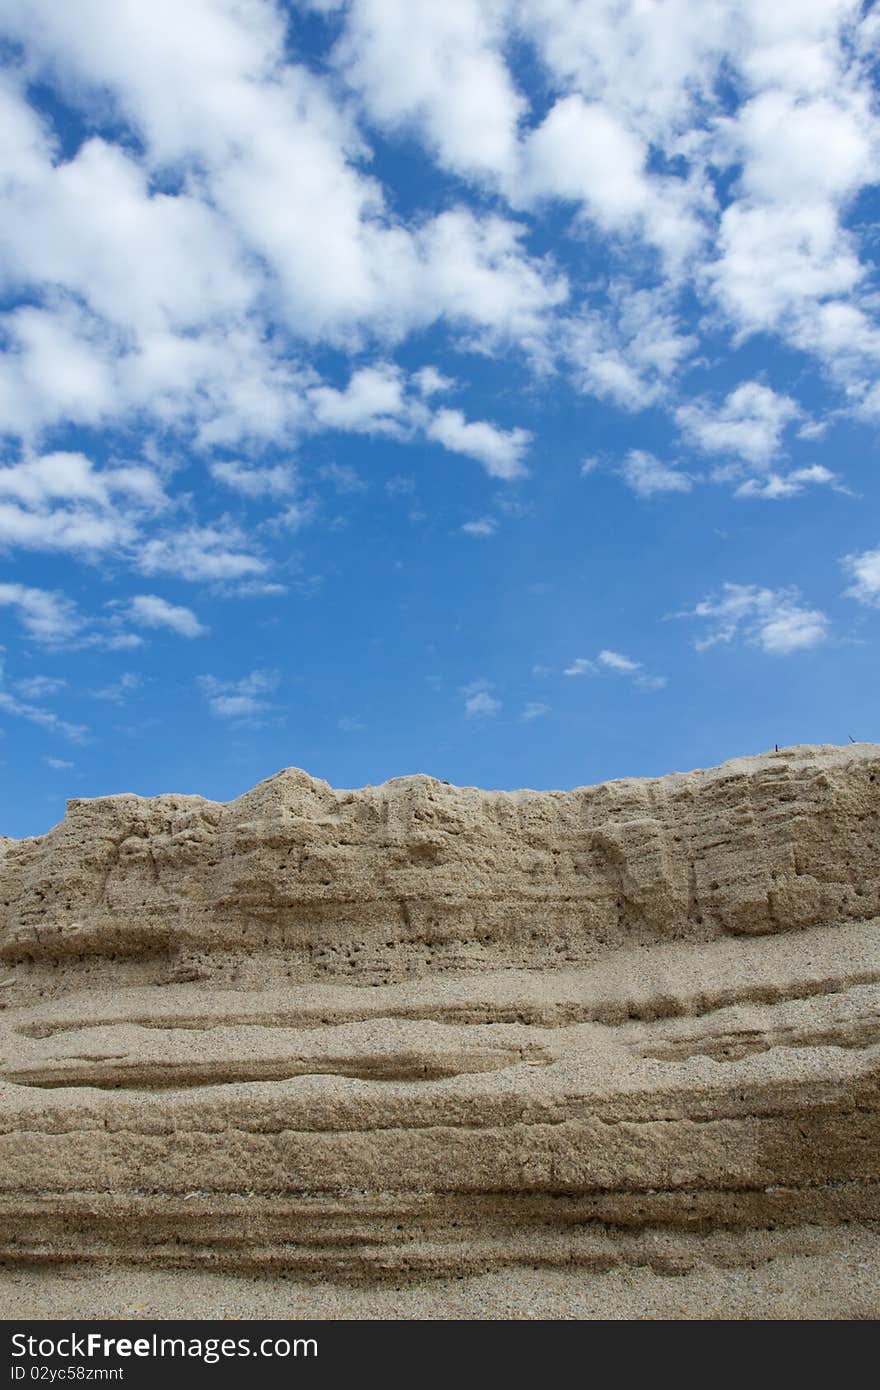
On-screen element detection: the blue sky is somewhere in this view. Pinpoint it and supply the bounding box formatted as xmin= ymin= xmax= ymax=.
xmin=1 ymin=0 xmax=879 ymax=837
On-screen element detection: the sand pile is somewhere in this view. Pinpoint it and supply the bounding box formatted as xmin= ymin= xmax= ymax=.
xmin=1 ymin=743 xmax=878 ymax=1317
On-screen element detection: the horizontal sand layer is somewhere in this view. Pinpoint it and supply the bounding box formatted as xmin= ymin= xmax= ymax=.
xmin=1 ymin=745 xmax=878 ymax=1314
xmin=3 ymin=1229 xmax=879 ymax=1320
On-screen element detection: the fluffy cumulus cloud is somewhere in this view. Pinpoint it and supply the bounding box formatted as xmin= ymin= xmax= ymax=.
xmin=0 ymin=451 xmax=166 ymax=557
xmin=0 ymin=582 xmax=82 ymax=643
xmin=198 ymin=668 xmax=280 ymax=719
xmin=0 ymin=0 xmax=557 ymax=692
xmin=0 ymin=3 xmax=561 ymax=446
xmin=0 ymin=653 xmax=86 ymax=740
xmin=0 ymin=2 xmax=878 ymax=768
xmin=308 ymin=366 xmax=534 ymax=478
xmin=323 ymin=0 xmax=880 ymax=401
xmin=565 ymin=288 xmax=698 ymax=412
xmin=0 ymin=4 xmax=876 ymax=494
xmin=426 ymin=411 xmax=531 ymax=481
xmin=136 ymin=525 xmax=267 ymax=583
xmin=619 ymin=450 xmax=692 ymax=498
xmin=1 ymin=1 xmax=874 ymax=462
xmin=210 ymin=461 xmax=297 ymax=498
xmin=335 ymin=0 xmax=524 ymax=181
xmin=842 ymin=547 xmax=880 ymax=606
xmin=683 ymin=584 xmax=831 ymax=654
xmin=676 ymin=384 xmax=801 ymax=469
xmin=18 ymin=675 xmax=66 ymax=700
xmin=128 ymin=594 xmax=207 ymax=638
xmin=461 ymin=679 xmax=501 ymax=718
xmin=563 ymin=649 xmax=666 ymax=689
xmin=735 ymin=465 xmax=839 ymax=500
xmin=91 ymin=671 xmax=142 ymax=704
xmin=0 ymin=581 xmax=155 ymax=652
xmin=521 ymin=700 xmax=549 ymax=721
xmin=563 ymin=658 xmax=595 ymax=677
xmin=461 ymin=518 xmax=497 ymax=538
xmin=598 ymin=649 xmax=640 ymax=673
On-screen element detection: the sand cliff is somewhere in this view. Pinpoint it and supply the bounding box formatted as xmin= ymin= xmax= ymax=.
xmin=1 ymin=744 xmax=878 ymax=1316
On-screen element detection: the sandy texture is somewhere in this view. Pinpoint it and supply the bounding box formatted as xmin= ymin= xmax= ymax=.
xmin=1 ymin=743 xmax=878 ymax=1318
xmin=3 ymin=1230 xmax=879 ymax=1320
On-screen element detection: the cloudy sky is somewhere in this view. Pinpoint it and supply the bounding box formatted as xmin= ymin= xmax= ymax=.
xmin=1 ymin=0 xmax=879 ymax=835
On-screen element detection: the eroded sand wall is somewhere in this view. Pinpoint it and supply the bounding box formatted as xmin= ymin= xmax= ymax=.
xmin=0 ymin=744 xmax=878 ymax=1293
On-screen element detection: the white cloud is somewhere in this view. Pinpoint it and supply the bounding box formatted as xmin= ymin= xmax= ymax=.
xmin=413 ymin=210 xmax=567 ymax=354
xmin=0 ymin=0 xmax=874 ymax=471
xmin=0 ymin=453 xmax=167 ymax=567
xmin=17 ymin=675 xmax=66 ymax=699
xmin=426 ymin=409 xmax=530 ymax=480
xmin=710 ymin=202 xmax=863 ymax=341
xmin=520 ymin=95 xmax=649 ymax=226
xmin=309 ymin=365 xmax=408 ymax=436
xmin=517 ymin=97 xmax=705 ymax=267
xmin=464 ymin=690 xmax=501 ymax=717
xmin=733 ymin=91 xmax=872 ymax=206
xmin=676 ymin=382 xmax=800 ymax=467
xmin=461 ymin=679 xmax=501 ymax=717
xmin=128 ymin=594 xmax=206 ymax=638
xmin=209 ymin=694 xmax=263 ymax=718
xmin=461 ymin=518 xmax=496 ymax=538
xmin=335 ymin=0 xmax=523 ymax=181
xmin=0 ymin=1 xmax=562 ymax=362
xmin=137 ymin=525 xmax=266 ymax=582
xmin=735 ymin=465 xmax=838 ymax=499
xmin=305 ymin=366 xmax=533 ymax=481
xmin=521 ymin=701 xmax=550 ymax=721
xmin=0 ymin=0 xmax=877 ymax=687
xmin=683 ymin=583 xmax=830 ymax=654
xmin=797 ymin=420 xmax=829 ymax=442
xmin=0 ymin=500 xmax=135 ymax=555
xmin=598 ymin=649 xmax=641 ymax=673
xmin=757 ymin=606 xmax=830 ymax=655
xmin=842 ymin=547 xmax=880 ymax=607
xmin=335 ymin=4 xmax=708 ymax=266
xmin=91 ymin=672 xmax=142 ymax=703
xmin=319 ymin=462 xmax=367 ymax=494
xmin=566 ymin=288 xmax=698 ymax=411
xmin=385 ymin=475 xmax=415 ymax=497
xmin=0 ymin=583 xmax=82 ymax=643
xmin=44 ymin=756 xmax=73 ymax=770
xmin=414 ymin=366 xmax=455 ymax=397
xmin=0 ymin=2 xmax=563 ymax=486
xmin=271 ymin=499 xmax=317 ymax=532
xmin=518 ymin=1 xmax=879 ymax=369
xmin=0 ymin=450 xmax=166 ymax=561
xmin=95 ymin=630 xmax=144 ymax=653
xmin=323 ymin=1 xmax=861 ymax=407
xmin=566 ymin=648 xmax=665 ymax=686
xmin=227 ymin=579 xmax=288 ymax=598
xmin=0 ymin=654 xmax=86 ymax=740
xmin=210 ymin=461 xmax=296 ymax=497
xmin=0 ymin=689 xmax=85 ymax=740
xmin=0 ymin=593 xmax=143 ymax=656
xmin=708 ymin=83 xmax=878 ymax=380
xmin=0 ymin=302 xmax=116 ymax=440
xmin=199 ymin=668 xmax=279 ymax=719
xmin=619 ymin=450 xmax=692 ymax=498
xmin=0 ymin=451 xmax=164 ymax=510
